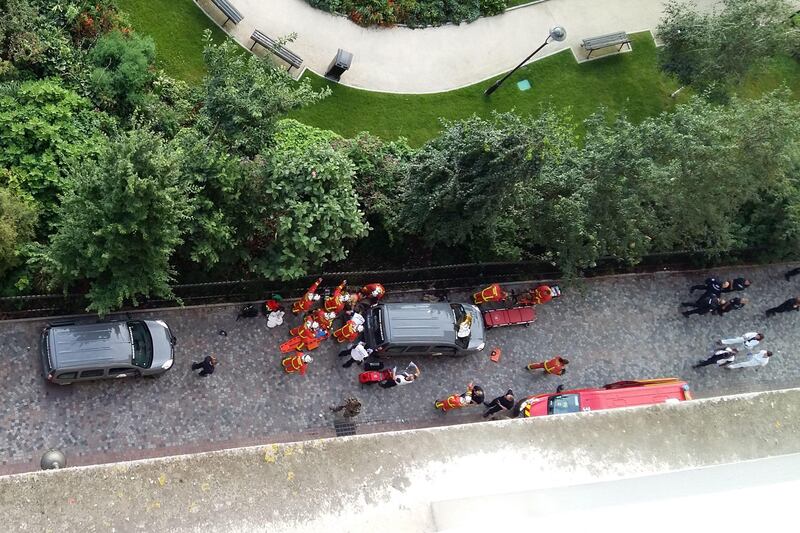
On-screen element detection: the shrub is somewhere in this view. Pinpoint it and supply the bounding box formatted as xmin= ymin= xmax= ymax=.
xmin=306 ymin=0 xmax=509 ymax=27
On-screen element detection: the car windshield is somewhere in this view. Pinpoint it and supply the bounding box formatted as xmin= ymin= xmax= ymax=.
xmin=128 ymin=321 xmax=153 ymax=368
xmin=547 ymin=394 xmax=581 ymax=415
xmin=451 ymin=304 xmax=470 ymax=348
xmin=371 ymin=308 xmax=385 ymax=345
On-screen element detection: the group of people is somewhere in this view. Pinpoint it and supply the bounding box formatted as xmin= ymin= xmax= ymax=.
xmin=685 ymin=265 xmax=800 ymax=370
xmin=680 ymin=276 xmax=751 ymax=317
xmin=280 ymin=279 xmax=386 ymax=376
xmin=692 ymin=331 xmax=772 ymax=370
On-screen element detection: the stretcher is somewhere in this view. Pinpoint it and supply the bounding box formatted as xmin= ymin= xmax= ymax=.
xmin=482 ymin=306 xmax=536 ymax=329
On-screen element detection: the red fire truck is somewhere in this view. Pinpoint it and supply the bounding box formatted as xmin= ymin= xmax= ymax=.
xmin=516 ymin=378 xmax=692 ymax=418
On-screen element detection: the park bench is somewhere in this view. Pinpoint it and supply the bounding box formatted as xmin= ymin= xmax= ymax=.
xmin=210 ymin=0 xmax=243 ymax=27
xmin=581 ymin=31 xmax=631 ymax=58
xmin=250 ymin=30 xmax=303 ymax=72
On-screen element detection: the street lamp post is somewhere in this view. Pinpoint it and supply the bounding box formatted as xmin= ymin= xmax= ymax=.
xmin=484 ymin=26 xmax=567 ymax=96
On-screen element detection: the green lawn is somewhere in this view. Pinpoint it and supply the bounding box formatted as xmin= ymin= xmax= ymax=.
xmin=113 ymin=1 xmax=800 ymax=147
xmin=291 ymin=33 xmax=685 ymax=145
xmin=116 ymin=0 xmax=228 ymax=83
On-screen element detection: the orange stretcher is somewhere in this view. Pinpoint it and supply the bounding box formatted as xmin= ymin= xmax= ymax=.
xmin=482 ymin=306 xmax=536 ymax=329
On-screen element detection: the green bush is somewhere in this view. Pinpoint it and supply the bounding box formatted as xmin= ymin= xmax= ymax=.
xmin=305 ymin=0 xmax=509 ymax=27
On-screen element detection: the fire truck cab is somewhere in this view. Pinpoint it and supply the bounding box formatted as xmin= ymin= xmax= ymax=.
xmin=516 ymin=378 xmax=692 ymax=418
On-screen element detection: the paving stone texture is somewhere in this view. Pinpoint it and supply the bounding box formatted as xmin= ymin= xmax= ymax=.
xmin=2 ymin=264 xmax=800 ymax=474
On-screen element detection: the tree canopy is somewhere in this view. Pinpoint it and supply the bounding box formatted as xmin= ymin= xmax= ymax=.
xmin=658 ymin=0 xmax=799 ymax=98
xmin=36 ymin=128 xmax=191 ymax=315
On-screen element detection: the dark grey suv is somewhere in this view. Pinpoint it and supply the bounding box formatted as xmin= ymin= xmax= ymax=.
xmin=41 ymin=320 xmax=176 ymax=385
xmin=364 ymin=302 xmax=486 ymax=357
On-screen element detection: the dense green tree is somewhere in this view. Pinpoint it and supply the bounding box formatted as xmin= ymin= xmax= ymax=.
xmin=200 ymin=32 xmax=329 ymax=156
xmin=0 ymin=78 xmax=113 ymax=218
xmin=87 ymin=29 xmax=156 ymax=114
xmin=340 ymin=132 xmax=411 ymax=233
xmin=170 ymin=128 xmax=244 ymax=269
xmin=395 ymin=112 xmax=573 ymax=260
xmin=35 ymin=128 xmax=192 ymax=315
xmin=564 ymin=91 xmax=800 ymax=266
xmin=658 ymin=0 xmax=799 ymax=98
xmin=0 ymin=185 xmax=37 ymax=276
xmin=237 ymin=119 xmax=368 ymax=279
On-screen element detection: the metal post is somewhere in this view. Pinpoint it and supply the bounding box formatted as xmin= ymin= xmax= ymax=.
xmin=41 ymin=449 xmax=66 ymax=470
xmin=483 ymin=26 xmax=566 ymax=97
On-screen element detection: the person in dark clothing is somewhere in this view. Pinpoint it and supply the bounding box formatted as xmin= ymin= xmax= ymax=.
xmin=330 ymin=397 xmax=362 ymax=418
xmin=693 ymin=347 xmax=737 ymax=369
xmin=722 ymin=278 xmax=751 ymax=292
xmin=483 ymin=390 xmax=515 ymax=418
xmin=689 ymin=277 xmax=727 ymax=296
xmin=766 ymin=297 xmax=800 ymax=317
xmin=785 ymin=268 xmax=800 ymax=281
xmin=681 ymin=294 xmax=720 ymax=317
xmin=715 ymin=297 xmax=748 ymax=316
xmin=191 ymin=355 xmax=217 ymax=377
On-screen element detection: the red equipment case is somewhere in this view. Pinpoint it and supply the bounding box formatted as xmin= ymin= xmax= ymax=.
xmin=359 ymin=369 xmax=393 ymax=384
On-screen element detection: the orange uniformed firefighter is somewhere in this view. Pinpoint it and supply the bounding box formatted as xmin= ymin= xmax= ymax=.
xmin=473 ymin=283 xmax=508 ymax=305
xmin=530 ymin=285 xmax=553 ymax=305
xmin=289 ymin=317 xmax=319 ymax=340
xmin=314 ymin=309 xmax=337 ymax=332
xmin=361 ymin=283 xmax=386 ymax=301
xmin=526 ymin=356 xmax=569 ymax=376
xmin=333 ymin=313 xmax=365 ymax=343
xmin=282 ymin=352 xmax=312 ymax=375
xmin=434 ymin=383 xmax=485 ymax=412
xmin=292 ymin=278 xmax=323 ymax=315
xmin=324 ymin=280 xmax=348 ymax=314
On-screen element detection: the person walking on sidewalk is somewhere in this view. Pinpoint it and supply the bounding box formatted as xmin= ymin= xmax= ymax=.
xmin=726 ymin=350 xmax=773 ymax=369
xmin=693 ymin=347 xmax=737 ymax=369
xmin=715 ymin=297 xmax=748 ymax=316
xmin=338 ymin=341 xmax=372 ymax=368
xmin=526 ymin=356 xmax=569 ymax=376
xmin=330 ymin=397 xmax=362 ymax=418
xmin=721 ymin=278 xmax=751 ymax=292
xmin=766 ymin=297 xmax=800 ymax=317
xmin=191 ymin=356 xmax=217 ymax=377
xmin=785 ymin=267 xmax=800 ymax=281
xmin=689 ymin=277 xmax=727 ymax=296
xmin=717 ymin=332 xmax=764 ymax=350
xmin=483 ymin=390 xmax=515 ymax=418
xmin=681 ymin=294 xmax=721 ymax=317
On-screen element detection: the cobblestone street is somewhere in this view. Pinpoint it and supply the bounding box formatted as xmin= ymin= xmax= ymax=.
xmin=3 ymin=264 xmax=800 ymax=475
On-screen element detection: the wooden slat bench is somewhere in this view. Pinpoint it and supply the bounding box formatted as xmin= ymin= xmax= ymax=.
xmin=250 ymin=30 xmax=303 ymax=72
xmin=581 ymin=31 xmax=631 ymax=58
xmin=210 ymin=0 xmax=243 ymax=27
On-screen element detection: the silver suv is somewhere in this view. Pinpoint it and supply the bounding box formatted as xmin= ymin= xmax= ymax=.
xmin=364 ymin=302 xmax=485 ymax=357
xmin=41 ymin=320 xmax=176 ymax=385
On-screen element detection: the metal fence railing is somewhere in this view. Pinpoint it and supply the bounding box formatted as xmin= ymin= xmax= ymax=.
xmin=0 ymin=247 xmax=770 ymax=320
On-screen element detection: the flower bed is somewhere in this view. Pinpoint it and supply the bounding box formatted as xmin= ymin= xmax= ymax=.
xmin=305 ymin=0 xmax=511 ymax=28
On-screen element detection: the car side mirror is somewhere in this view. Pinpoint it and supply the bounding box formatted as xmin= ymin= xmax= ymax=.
xmin=556 ymin=384 xmax=565 ymax=393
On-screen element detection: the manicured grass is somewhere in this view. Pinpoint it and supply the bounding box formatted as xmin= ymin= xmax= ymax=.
xmin=112 ymin=1 xmax=800 ymax=147
xmin=116 ymin=0 xmax=228 ymax=83
xmin=291 ymin=33 xmax=685 ymax=146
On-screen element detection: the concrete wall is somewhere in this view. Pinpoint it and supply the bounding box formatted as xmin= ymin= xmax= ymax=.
xmin=2 ymin=388 xmax=799 ymax=532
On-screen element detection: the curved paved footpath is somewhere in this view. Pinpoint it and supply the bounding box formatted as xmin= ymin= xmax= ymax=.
xmin=197 ymin=0 xmax=719 ymax=93
xmin=2 ymin=264 xmax=800 ymax=475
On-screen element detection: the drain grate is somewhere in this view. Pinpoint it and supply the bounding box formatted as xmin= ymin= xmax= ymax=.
xmin=333 ymin=419 xmax=357 ymax=437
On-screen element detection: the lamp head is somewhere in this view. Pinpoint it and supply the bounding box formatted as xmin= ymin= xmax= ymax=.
xmin=549 ymin=26 xmax=567 ymax=42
